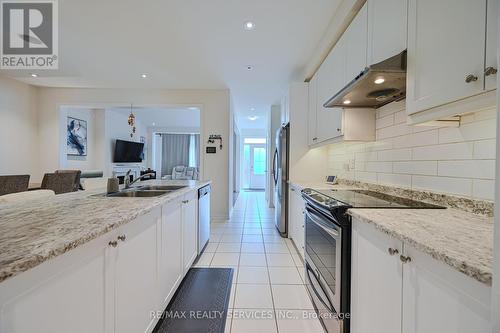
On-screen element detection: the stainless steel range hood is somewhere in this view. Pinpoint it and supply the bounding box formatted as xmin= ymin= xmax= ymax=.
xmin=323 ymin=50 xmax=407 ymax=109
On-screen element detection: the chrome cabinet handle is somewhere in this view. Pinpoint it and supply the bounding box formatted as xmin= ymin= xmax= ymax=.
xmin=109 ymin=240 xmax=118 ymax=248
xmin=388 ymin=248 xmax=399 ymax=256
xmin=400 ymin=255 xmax=412 ymax=263
xmin=182 ymin=200 xmax=189 ymax=204
xmin=485 ymin=67 xmax=497 ymax=76
xmin=465 ymin=74 xmax=478 ymax=83
xmin=117 ymin=235 xmax=126 ymax=242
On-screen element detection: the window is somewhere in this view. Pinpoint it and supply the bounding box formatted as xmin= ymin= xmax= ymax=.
xmin=244 ymin=138 xmax=266 ymax=144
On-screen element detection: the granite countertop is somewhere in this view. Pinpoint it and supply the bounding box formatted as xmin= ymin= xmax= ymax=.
xmin=349 ymin=209 xmax=494 ymax=285
xmin=0 ymin=180 xmax=210 ymax=283
xmin=288 ymin=180 xmax=494 ymax=286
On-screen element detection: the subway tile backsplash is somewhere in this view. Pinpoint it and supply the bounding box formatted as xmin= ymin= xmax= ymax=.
xmin=326 ymin=101 xmax=497 ymax=201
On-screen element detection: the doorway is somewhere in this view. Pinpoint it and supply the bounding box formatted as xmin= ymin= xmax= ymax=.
xmin=242 ymin=138 xmax=266 ymax=190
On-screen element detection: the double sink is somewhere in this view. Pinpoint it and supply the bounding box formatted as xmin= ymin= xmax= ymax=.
xmin=105 ymin=185 xmax=187 ymax=198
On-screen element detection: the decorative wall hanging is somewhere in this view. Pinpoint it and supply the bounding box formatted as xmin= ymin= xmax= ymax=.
xmin=67 ymin=116 xmax=88 ymax=156
xmin=207 ymin=134 xmax=223 ymax=150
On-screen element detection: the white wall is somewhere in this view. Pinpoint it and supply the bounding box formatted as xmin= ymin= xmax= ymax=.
xmin=0 ymin=77 xmax=40 ymax=180
xmin=36 ymin=87 xmax=231 ymax=220
xmin=326 ymin=100 xmax=497 ymax=201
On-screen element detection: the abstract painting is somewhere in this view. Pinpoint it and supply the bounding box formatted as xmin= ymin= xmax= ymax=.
xmin=67 ymin=117 xmax=87 ymax=156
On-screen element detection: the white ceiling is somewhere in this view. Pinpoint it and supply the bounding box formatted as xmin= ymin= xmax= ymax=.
xmin=2 ymin=0 xmax=341 ymax=130
xmin=108 ymin=107 xmax=200 ymax=129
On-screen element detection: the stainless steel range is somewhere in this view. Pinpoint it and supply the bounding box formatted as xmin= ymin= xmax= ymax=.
xmin=301 ymin=188 xmax=444 ymax=333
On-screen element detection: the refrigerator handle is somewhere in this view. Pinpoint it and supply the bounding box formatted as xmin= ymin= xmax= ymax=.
xmin=272 ymin=148 xmax=278 ymax=185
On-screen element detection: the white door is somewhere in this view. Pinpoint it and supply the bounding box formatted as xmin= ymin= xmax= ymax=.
xmin=289 ymin=186 xmax=305 ymax=257
xmin=406 ymin=0 xmax=487 ymax=115
xmin=402 ymin=245 xmax=492 ymax=333
xmin=182 ymin=191 xmax=198 ymax=273
xmin=316 ymin=35 xmax=345 ymax=142
xmin=351 ymin=220 xmax=403 ymax=333
xmin=245 ymin=143 xmax=266 ymax=189
xmin=344 ymin=2 xmax=368 ymax=82
xmin=485 ymin=0 xmax=497 ymax=91
xmin=114 ymin=209 xmax=161 ymax=333
xmin=367 ymin=0 xmax=407 ymax=65
xmin=308 ymin=75 xmax=318 ymax=145
xmin=1 ymin=246 xmax=109 ymax=333
xmin=160 ymin=199 xmax=183 ymax=306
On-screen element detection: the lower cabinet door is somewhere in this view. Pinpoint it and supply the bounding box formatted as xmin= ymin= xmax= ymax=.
xmin=0 ymin=244 xmax=108 ymax=333
xmin=402 ymin=245 xmax=492 ymax=333
xmin=114 ymin=208 xmax=161 ymax=333
xmin=160 ymin=199 xmax=183 ymax=306
xmin=182 ymin=192 xmax=198 ymax=273
xmin=351 ymin=220 xmax=403 ymax=333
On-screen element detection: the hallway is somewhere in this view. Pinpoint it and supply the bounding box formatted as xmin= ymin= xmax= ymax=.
xmin=194 ymin=191 xmax=323 ymax=333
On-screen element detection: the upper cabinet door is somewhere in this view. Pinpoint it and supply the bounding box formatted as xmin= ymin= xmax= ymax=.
xmin=316 ymin=36 xmax=345 ymax=142
xmin=308 ymin=75 xmax=318 ymax=145
xmin=485 ymin=0 xmax=497 ymax=91
xmin=344 ymin=2 xmax=368 ymax=82
xmin=406 ymin=0 xmax=486 ymax=115
xmin=367 ymin=0 xmax=408 ymax=65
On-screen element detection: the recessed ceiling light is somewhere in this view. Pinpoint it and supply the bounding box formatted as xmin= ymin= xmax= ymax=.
xmin=152 ymin=122 xmax=156 ymax=126
xmin=248 ymin=116 xmax=258 ymax=121
xmin=374 ymin=77 xmax=385 ymax=84
xmin=250 ymin=107 xmax=255 ymax=111
xmin=343 ymin=100 xmax=351 ymax=105
xmin=244 ymin=21 xmax=255 ymax=30
xmin=141 ymin=73 xmax=148 ymax=78
xmin=30 ymin=73 xmax=38 ymax=78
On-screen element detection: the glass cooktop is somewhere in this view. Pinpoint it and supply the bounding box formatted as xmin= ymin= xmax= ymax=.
xmin=304 ymin=189 xmax=445 ymax=209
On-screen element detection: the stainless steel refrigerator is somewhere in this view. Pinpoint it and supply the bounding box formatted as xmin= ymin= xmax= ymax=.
xmin=272 ymin=123 xmax=289 ymax=237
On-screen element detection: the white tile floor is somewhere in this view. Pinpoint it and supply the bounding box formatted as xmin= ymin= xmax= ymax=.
xmin=194 ymin=191 xmax=324 ymax=333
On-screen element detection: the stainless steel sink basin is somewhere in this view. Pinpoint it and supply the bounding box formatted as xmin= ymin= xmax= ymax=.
xmin=136 ymin=185 xmax=187 ymax=191
xmin=106 ymin=190 xmax=170 ymax=198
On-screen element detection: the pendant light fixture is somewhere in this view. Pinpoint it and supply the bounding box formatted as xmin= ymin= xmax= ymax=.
xmin=128 ymin=104 xmax=136 ymax=138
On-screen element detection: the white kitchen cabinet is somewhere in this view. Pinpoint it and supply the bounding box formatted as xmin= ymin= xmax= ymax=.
xmin=160 ymin=198 xmax=183 ymax=307
xmin=351 ymin=220 xmax=403 ymax=333
xmin=182 ymin=190 xmax=198 ymax=273
xmin=281 ymin=94 xmax=290 ymax=125
xmin=485 ymin=0 xmax=497 ymax=91
xmin=316 ymin=35 xmax=345 ymax=143
xmin=367 ymin=0 xmax=407 ymax=65
xmin=0 ymin=238 xmax=110 ymax=333
xmin=114 ymin=208 xmax=162 ymax=333
xmin=308 ymin=75 xmax=318 ymax=145
xmin=402 ymin=245 xmax=492 ymax=333
xmin=351 ymin=217 xmax=492 ymax=333
xmin=344 ymin=2 xmax=368 ymax=82
xmin=288 ymin=185 xmax=305 ymax=257
xmin=406 ymin=0 xmax=487 ymax=116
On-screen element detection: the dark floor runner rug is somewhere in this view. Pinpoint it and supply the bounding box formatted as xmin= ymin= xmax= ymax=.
xmin=152 ymin=268 xmax=233 ymax=333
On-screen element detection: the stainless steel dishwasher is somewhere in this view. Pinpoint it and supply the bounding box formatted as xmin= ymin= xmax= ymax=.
xmin=198 ymin=184 xmax=211 ymax=254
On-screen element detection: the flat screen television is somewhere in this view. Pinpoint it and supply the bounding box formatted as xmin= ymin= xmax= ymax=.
xmin=113 ymin=139 xmax=144 ymax=163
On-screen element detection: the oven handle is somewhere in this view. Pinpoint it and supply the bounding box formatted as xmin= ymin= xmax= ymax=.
xmin=305 ymin=209 xmax=340 ymax=238
xmin=305 ymin=263 xmax=334 ymax=313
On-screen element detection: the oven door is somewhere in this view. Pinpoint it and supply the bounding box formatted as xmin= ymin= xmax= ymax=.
xmin=304 ymin=205 xmax=342 ymax=314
